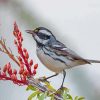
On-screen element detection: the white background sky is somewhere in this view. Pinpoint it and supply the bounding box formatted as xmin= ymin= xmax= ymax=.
xmin=0 ymin=0 xmax=100 ymax=100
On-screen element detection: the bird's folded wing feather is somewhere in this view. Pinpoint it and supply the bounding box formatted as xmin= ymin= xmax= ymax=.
xmin=48 ymin=41 xmax=90 ymax=63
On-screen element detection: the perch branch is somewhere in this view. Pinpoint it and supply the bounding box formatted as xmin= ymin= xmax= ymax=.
xmin=27 ymin=77 xmax=63 ymax=100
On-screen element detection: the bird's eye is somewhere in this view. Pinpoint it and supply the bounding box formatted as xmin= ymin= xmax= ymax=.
xmin=37 ymin=33 xmax=50 ymax=40
xmin=44 ymin=35 xmax=50 ymax=40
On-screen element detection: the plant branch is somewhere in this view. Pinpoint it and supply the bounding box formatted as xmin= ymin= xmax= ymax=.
xmin=27 ymin=77 xmax=63 ymax=100
xmin=0 ymin=38 xmax=20 ymax=66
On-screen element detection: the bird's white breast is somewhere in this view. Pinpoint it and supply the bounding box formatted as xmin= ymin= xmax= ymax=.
xmin=37 ymin=48 xmax=67 ymax=73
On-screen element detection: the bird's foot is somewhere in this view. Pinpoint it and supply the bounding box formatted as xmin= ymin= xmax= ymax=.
xmin=57 ymin=86 xmax=68 ymax=92
xmin=38 ymin=76 xmax=49 ymax=83
xmin=58 ymin=85 xmax=64 ymax=91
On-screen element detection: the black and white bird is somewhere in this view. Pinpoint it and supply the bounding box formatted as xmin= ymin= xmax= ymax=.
xmin=26 ymin=27 xmax=100 ymax=88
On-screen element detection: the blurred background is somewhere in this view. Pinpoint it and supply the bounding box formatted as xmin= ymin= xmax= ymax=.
xmin=0 ymin=0 xmax=100 ymax=100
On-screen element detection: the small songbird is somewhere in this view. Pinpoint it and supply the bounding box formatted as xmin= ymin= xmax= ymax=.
xmin=26 ymin=27 xmax=100 ymax=88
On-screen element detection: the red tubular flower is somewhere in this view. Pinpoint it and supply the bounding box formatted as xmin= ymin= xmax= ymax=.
xmin=3 ymin=65 xmax=7 ymax=72
xmin=19 ymin=67 xmax=24 ymax=74
xmin=18 ymin=56 xmax=22 ymax=62
xmin=29 ymin=59 xmax=33 ymax=66
xmin=8 ymin=68 xmax=12 ymax=75
xmin=25 ymin=52 xmax=29 ymax=59
xmin=23 ymin=70 xmax=29 ymax=76
xmin=11 ymin=74 xmax=17 ymax=81
xmin=13 ymin=22 xmax=32 ymax=75
xmin=34 ymin=64 xmax=38 ymax=69
xmin=0 ymin=22 xmax=38 ymax=85
xmin=0 ymin=62 xmax=28 ymax=85
xmin=1 ymin=72 xmax=6 ymax=77
xmin=13 ymin=69 xmax=17 ymax=75
xmin=33 ymin=70 xmax=36 ymax=75
xmin=14 ymin=39 xmax=17 ymax=45
xmin=23 ymin=48 xmax=27 ymax=53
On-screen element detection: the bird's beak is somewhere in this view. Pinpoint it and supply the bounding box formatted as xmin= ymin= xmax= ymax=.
xmin=25 ymin=30 xmax=34 ymax=34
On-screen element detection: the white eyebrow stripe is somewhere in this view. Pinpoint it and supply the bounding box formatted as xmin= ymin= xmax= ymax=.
xmin=39 ymin=30 xmax=51 ymax=35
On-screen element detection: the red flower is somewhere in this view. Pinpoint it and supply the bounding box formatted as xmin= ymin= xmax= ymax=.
xmin=0 ymin=22 xmax=38 ymax=85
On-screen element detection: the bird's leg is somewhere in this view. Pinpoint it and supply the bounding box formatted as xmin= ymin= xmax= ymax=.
xmin=39 ymin=73 xmax=58 ymax=81
xmin=45 ymin=73 xmax=59 ymax=80
xmin=60 ymin=70 xmax=66 ymax=88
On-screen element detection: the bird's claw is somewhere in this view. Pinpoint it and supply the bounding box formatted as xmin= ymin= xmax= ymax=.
xmin=38 ymin=76 xmax=49 ymax=82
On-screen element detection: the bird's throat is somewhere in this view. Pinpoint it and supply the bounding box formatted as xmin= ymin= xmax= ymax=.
xmin=36 ymin=41 xmax=44 ymax=47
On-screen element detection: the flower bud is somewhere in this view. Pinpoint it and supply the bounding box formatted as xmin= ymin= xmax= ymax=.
xmin=18 ymin=32 xmax=21 ymax=37
xmin=25 ymin=52 xmax=29 ymax=59
xmin=18 ymin=46 xmax=21 ymax=53
xmin=13 ymin=69 xmax=17 ymax=75
xmin=20 ymin=64 xmax=24 ymax=68
xmin=19 ymin=68 xmax=24 ymax=74
xmin=14 ymin=39 xmax=17 ymax=45
xmin=21 ymin=37 xmax=23 ymax=42
xmin=23 ymin=48 xmax=27 ymax=53
xmin=2 ymin=72 xmax=6 ymax=76
xmin=11 ymin=74 xmax=17 ymax=81
xmin=8 ymin=68 xmax=12 ymax=75
xmin=22 ymin=76 xmax=26 ymax=82
xmin=7 ymin=62 xmax=11 ymax=70
xmin=29 ymin=59 xmax=33 ymax=66
xmin=18 ymin=56 xmax=22 ymax=62
xmin=34 ymin=64 xmax=38 ymax=69
xmin=33 ymin=69 xmax=36 ymax=75
xmin=3 ymin=65 xmax=7 ymax=72
xmin=23 ymin=70 xmax=29 ymax=76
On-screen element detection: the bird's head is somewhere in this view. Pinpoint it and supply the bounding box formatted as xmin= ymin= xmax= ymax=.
xmin=26 ymin=27 xmax=56 ymax=46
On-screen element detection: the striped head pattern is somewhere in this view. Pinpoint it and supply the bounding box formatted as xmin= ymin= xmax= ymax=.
xmin=26 ymin=27 xmax=55 ymax=46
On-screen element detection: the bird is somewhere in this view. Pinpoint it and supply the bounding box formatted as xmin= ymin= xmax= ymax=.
xmin=26 ymin=27 xmax=100 ymax=88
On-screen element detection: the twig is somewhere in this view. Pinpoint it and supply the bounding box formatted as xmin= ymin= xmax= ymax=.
xmin=27 ymin=77 xmax=63 ymax=100
xmin=0 ymin=38 xmax=20 ymax=66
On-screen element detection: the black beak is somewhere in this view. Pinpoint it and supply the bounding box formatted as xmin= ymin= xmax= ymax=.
xmin=25 ymin=30 xmax=34 ymax=34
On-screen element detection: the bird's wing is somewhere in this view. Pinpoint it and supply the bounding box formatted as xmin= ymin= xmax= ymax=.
xmin=48 ymin=41 xmax=90 ymax=63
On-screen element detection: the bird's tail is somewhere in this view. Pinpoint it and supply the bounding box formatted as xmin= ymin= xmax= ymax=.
xmin=85 ymin=59 xmax=100 ymax=63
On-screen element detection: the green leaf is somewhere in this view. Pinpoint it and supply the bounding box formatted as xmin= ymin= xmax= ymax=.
xmin=62 ymin=91 xmax=68 ymax=100
xmin=50 ymin=94 xmax=54 ymax=100
xmin=37 ymin=93 xmax=46 ymax=100
xmin=62 ymin=90 xmax=73 ymax=100
xmin=67 ymin=94 xmax=73 ymax=100
xmin=28 ymin=91 xmax=39 ymax=100
xmin=39 ymin=93 xmax=45 ymax=100
xmin=78 ymin=97 xmax=85 ymax=100
xmin=74 ymin=96 xmax=85 ymax=100
xmin=44 ymin=81 xmax=56 ymax=92
xmin=74 ymin=96 xmax=79 ymax=100
xmin=26 ymin=85 xmax=37 ymax=91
